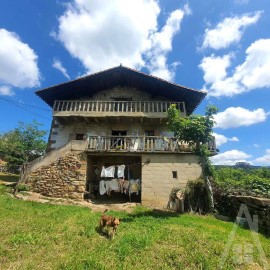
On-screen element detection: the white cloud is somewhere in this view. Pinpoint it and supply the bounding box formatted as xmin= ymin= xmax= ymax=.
xmin=199 ymin=54 xmax=232 ymax=84
xmin=233 ymin=39 xmax=270 ymax=90
xmin=202 ymin=11 xmax=262 ymax=50
xmin=56 ymin=0 xmax=188 ymax=80
xmin=200 ymin=39 xmax=270 ymax=97
xmin=253 ymin=144 xmax=260 ymax=148
xmin=214 ymin=107 xmax=268 ymax=129
xmin=253 ymin=149 xmax=270 ymax=165
xmin=52 ymin=58 xmax=70 ymax=80
xmin=0 ymin=28 xmax=40 ymax=96
xmin=0 ymin=86 xmax=14 ymax=96
xmin=146 ymin=9 xmax=186 ymax=80
xmin=213 ymin=132 xmax=239 ymax=147
xmin=211 ymin=150 xmax=251 ymax=165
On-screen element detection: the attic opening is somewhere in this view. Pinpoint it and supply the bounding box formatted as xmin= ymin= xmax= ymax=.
xmin=86 ymin=155 xmax=141 ymax=204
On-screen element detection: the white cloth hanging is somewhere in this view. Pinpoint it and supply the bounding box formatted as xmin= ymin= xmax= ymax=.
xmin=100 ymin=166 xmax=106 ymax=177
xmin=110 ymin=179 xmax=120 ymax=192
xmin=99 ymin=180 xmax=106 ymax=195
xmin=105 ymin=166 xmax=115 ymax=177
xmin=117 ymin=165 xmax=125 ymax=178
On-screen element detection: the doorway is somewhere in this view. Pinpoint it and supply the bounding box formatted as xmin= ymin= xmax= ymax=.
xmin=111 ymin=130 xmax=127 ymax=149
xmin=86 ymin=155 xmax=142 ymax=204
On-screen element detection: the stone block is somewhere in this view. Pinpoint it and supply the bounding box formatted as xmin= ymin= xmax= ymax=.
xmin=76 ymin=186 xmax=85 ymax=192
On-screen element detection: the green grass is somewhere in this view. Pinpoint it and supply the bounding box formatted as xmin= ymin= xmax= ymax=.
xmin=0 ymin=184 xmax=269 ymax=270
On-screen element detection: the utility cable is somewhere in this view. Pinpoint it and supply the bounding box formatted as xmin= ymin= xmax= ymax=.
xmin=0 ymin=97 xmax=50 ymax=111
xmin=0 ymin=97 xmax=51 ymax=120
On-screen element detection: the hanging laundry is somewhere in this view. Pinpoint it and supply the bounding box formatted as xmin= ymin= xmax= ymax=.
xmin=105 ymin=181 xmax=111 ymax=195
xmin=129 ymin=180 xmax=138 ymax=195
xmin=100 ymin=166 xmax=106 ymax=177
xmin=123 ymin=180 xmax=129 ymax=194
xmin=99 ymin=180 xmax=106 ymax=195
xmin=119 ymin=178 xmax=125 ymax=193
xmin=117 ymin=165 xmax=125 ymax=178
xmin=105 ymin=166 xmax=115 ymax=177
xmin=110 ymin=179 xmax=120 ymax=192
xmin=129 ymin=179 xmax=141 ymax=195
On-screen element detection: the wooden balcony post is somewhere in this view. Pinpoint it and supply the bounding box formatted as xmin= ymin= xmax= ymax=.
xmin=53 ymin=101 xmax=57 ymax=111
xmin=56 ymin=101 xmax=61 ymax=111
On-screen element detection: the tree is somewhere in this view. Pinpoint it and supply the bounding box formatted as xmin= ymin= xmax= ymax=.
xmin=167 ymin=104 xmax=218 ymax=211
xmin=0 ymin=121 xmax=47 ymax=171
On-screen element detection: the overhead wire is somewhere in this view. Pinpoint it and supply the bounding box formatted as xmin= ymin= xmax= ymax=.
xmin=0 ymin=97 xmax=50 ymax=111
xmin=0 ymin=97 xmax=51 ymax=120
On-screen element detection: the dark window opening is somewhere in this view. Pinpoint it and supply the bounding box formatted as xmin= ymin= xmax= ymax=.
xmin=145 ymin=131 xmax=154 ymax=136
xmin=172 ymin=171 xmax=178 ymax=179
xmin=112 ymin=131 xmax=127 ymax=136
xmin=76 ymin=134 xmax=84 ymax=140
xmin=111 ymin=131 xmax=127 ymax=148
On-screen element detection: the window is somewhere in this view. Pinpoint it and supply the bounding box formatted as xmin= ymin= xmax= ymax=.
xmin=76 ymin=134 xmax=84 ymax=140
xmin=112 ymin=131 xmax=127 ymax=136
xmin=172 ymin=171 xmax=178 ymax=179
xmin=145 ymin=131 xmax=154 ymax=136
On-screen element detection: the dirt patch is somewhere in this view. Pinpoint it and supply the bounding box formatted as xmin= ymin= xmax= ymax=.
xmin=13 ymin=191 xmax=138 ymax=213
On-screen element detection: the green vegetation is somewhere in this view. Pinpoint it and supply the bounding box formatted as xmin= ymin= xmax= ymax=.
xmin=0 ymin=184 xmax=269 ymax=269
xmin=168 ymin=105 xmax=219 ymax=211
xmin=0 ymin=172 xmax=19 ymax=183
xmin=0 ymin=120 xmax=47 ymax=172
xmin=213 ymin=167 xmax=270 ymax=198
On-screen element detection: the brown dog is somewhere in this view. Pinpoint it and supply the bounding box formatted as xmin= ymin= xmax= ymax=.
xmin=99 ymin=209 xmax=120 ymax=238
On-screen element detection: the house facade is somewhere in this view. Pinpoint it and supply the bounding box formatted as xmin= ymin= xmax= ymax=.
xmin=21 ymin=66 xmax=216 ymax=208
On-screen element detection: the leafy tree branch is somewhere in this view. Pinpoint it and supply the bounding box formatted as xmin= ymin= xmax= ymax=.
xmin=0 ymin=120 xmax=47 ymax=171
xmin=167 ymin=104 xmax=218 ymax=211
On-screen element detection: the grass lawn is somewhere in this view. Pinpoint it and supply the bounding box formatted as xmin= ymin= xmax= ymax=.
xmin=0 ymin=184 xmax=269 ymax=270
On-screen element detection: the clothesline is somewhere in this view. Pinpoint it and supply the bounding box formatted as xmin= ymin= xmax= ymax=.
xmin=89 ymin=162 xmax=141 ymax=167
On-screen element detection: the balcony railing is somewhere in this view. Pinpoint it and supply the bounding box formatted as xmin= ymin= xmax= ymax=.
xmin=87 ymin=135 xmax=216 ymax=153
xmin=53 ymin=100 xmax=186 ymax=115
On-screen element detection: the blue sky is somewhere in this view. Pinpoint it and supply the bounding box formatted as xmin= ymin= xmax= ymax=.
xmin=0 ymin=0 xmax=270 ymax=166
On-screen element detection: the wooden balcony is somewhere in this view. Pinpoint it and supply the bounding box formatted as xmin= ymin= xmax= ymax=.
xmin=53 ymin=100 xmax=186 ymax=119
xmin=87 ymin=135 xmax=216 ymax=154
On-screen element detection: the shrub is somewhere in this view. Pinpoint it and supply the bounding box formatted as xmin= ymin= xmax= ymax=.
xmin=16 ymin=184 xmax=30 ymax=192
xmin=213 ymin=167 xmax=270 ymax=198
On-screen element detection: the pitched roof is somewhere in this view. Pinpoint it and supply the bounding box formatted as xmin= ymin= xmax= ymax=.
xmin=36 ymin=65 xmax=206 ymax=115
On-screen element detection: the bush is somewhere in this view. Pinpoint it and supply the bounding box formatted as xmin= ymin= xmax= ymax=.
xmin=16 ymin=184 xmax=30 ymax=192
xmin=213 ymin=167 xmax=270 ymax=198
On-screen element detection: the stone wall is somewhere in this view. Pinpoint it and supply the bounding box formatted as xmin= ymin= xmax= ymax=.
xmin=141 ymin=153 xmax=202 ymax=208
xmin=50 ymin=118 xmax=168 ymax=150
xmin=26 ymin=153 xmax=87 ymax=200
xmin=90 ymin=87 xmax=171 ymax=101
xmin=215 ymin=194 xmax=270 ymax=234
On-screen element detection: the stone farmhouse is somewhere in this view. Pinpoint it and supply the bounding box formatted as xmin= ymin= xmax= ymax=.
xmin=20 ymin=65 xmax=216 ymax=208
